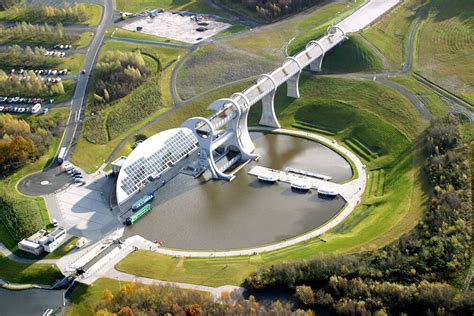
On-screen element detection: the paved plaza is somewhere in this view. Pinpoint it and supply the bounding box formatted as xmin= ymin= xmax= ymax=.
xmin=122 ymin=11 xmax=231 ymax=44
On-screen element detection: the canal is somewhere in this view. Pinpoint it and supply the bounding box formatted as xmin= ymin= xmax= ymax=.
xmin=0 ymin=288 xmax=65 ymax=315
xmin=123 ymin=132 xmax=353 ymax=250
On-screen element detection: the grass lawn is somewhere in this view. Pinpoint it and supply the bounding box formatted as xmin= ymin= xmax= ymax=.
xmin=116 ymin=0 xmax=228 ymax=17
xmin=71 ymin=40 xmax=186 ymax=172
xmin=0 ymin=4 xmax=102 ymax=27
xmin=111 ymin=28 xmax=189 ymax=46
xmin=212 ymin=24 xmax=250 ymax=38
xmin=0 ymin=108 xmax=69 ymax=247
xmin=388 ymin=75 xmax=448 ymax=117
xmin=74 ymin=31 xmax=94 ymax=49
xmin=416 ymin=0 xmax=474 ymax=104
xmin=115 ymin=75 xmax=428 ymax=287
xmin=67 ymin=278 xmax=122 ymax=316
xmin=59 ymin=54 xmax=86 ymax=74
xmin=0 ymin=254 xmax=62 ymax=285
xmin=361 ymin=0 xmax=429 ymax=70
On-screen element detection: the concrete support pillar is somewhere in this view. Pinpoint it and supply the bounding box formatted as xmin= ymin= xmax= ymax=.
xmin=285 ymin=56 xmax=302 ymax=99
xmin=309 ymin=55 xmax=324 ymax=72
xmin=306 ymin=40 xmax=325 ymax=72
xmin=259 ymin=91 xmax=280 ymax=128
xmin=287 ymin=73 xmax=300 ymax=98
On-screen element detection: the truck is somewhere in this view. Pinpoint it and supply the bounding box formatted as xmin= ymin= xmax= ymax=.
xmin=132 ymin=192 xmax=154 ymax=211
xmin=125 ymin=204 xmax=152 ymax=225
xmin=57 ymin=147 xmax=67 ymax=164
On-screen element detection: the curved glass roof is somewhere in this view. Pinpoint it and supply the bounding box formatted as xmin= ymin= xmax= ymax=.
xmin=116 ymin=128 xmax=198 ymax=205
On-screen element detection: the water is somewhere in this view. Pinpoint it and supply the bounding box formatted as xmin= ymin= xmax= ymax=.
xmin=0 ymin=288 xmax=65 ymax=316
xmin=124 ymin=132 xmax=352 ymax=250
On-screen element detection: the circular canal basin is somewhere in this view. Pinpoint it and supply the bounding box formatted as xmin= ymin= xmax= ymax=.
xmin=123 ymin=132 xmax=353 ymax=250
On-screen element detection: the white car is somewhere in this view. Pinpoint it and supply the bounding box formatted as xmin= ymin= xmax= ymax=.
xmin=52 ymin=218 xmax=58 ymax=227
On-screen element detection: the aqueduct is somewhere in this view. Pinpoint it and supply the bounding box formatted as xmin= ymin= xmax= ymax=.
xmin=182 ymin=25 xmax=347 ymax=180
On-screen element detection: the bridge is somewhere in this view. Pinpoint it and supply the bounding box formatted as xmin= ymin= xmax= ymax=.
xmin=182 ymin=0 xmax=400 ymax=180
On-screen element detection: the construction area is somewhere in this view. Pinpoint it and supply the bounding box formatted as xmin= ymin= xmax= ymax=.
xmin=122 ymin=11 xmax=231 ymax=44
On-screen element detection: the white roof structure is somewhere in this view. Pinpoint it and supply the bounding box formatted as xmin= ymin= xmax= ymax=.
xmin=116 ymin=128 xmax=198 ymax=204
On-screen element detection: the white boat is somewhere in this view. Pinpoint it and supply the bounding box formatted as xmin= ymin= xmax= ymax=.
xmin=317 ymin=187 xmax=339 ymax=197
xmin=290 ymin=180 xmax=312 ymax=192
xmin=258 ymin=173 xmax=279 ymax=183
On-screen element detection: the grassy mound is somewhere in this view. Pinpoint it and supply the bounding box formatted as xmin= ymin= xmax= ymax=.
xmin=319 ymin=35 xmax=383 ymax=73
xmin=417 ymin=0 xmax=474 ymax=103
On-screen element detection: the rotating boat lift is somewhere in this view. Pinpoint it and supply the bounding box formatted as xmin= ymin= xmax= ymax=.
xmin=182 ymin=26 xmax=347 ymax=181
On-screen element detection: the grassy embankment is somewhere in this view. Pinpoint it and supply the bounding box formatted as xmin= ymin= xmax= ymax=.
xmin=361 ymin=0 xmax=429 ymax=70
xmin=116 ymin=0 xmax=228 ymax=17
xmin=115 ymin=76 xmax=429 ymax=287
xmin=388 ymin=75 xmax=448 ymax=117
xmin=416 ymin=0 xmax=474 ymax=104
xmin=176 ymin=0 xmax=363 ymax=100
xmin=0 ymin=254 xmax=62 ymax=285
xmin=0 ymin=3 xmax=103 ymax=26
xmin=71 ymin=40 xmax=186 ymax=172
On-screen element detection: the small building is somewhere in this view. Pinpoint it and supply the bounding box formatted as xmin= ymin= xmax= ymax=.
xmin=18 ymin=239 xmax=43 ymax=255
xmin=112 ymin=156 xmax=128 ymax=175
xmin=18 ymin=227 xmax=67 ymax=255
xmin=42 ymin=227 xmax=67 ymax=253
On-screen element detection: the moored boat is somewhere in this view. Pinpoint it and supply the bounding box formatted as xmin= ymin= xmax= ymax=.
xmin=290 ymin=179 xmax=312 ymax=192
xmin=317 ymin=187 xmax=339 ymax=197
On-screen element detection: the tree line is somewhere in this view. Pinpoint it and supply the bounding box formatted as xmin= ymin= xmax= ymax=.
xmin=0 ymin=70 xmax=65 ymax=97
xmin=0 ymin=22 xmax=79 ymax=45
xmin=244 ymin=115 xmax=472 ymax=315
xmin=19 ymin=4 xmax=88 ymax=24
xmin=0 ymin=113 xmax=66 ymax=239
xmin=0 ymin=45 xmax=60 ymax=69
xmin=95 ymin=281 xmax=310 ymax=315
xmin=93 ymin=51 xmax=151 ymax=105
xmin=238 ymin=0 xmax=324 ymax=20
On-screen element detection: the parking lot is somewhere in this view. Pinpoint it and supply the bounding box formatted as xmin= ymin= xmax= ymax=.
xmin=122 ymin=11 xmax=231 ymax=44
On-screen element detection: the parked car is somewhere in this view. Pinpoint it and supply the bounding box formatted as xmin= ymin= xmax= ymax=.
xmin=51 ymin=218 xmax=58 ymax=227
xmin=42 ymin=108 xmax=49 ymax=114
xmin=74 ymin=178 xmax=85 ymax=184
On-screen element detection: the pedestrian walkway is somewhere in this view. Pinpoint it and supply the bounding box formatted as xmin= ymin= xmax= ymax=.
xmin=0 ymin=242 xmax=58 ymax=265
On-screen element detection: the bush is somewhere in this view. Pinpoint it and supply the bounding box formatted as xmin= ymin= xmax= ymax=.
xmin=82 ymin=112 xmax=108 ymax=144
xmin=0 ymin=187 xmax=43 ymax=240
xmin=106 ymin=75 xmax=162 ymax=139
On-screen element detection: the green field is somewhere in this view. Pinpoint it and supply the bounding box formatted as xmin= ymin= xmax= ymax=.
xmin=361 ymin=0 xmax=429 ymax=69
xmin=74 ymin=31 xmax=94 ymax=49
xmin=115 ymin=75 xmax=428 ymax=286
xmin=416 ymin=0 xmax=474 ymax=104
xmin=71 ymin=40 xmax=186 ymax=172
